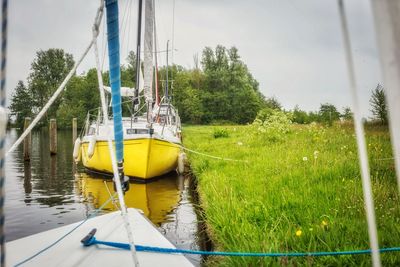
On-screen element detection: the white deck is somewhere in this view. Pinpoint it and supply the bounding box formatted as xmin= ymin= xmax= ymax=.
xmin=6 ymin=208 xmax=194 ymax=267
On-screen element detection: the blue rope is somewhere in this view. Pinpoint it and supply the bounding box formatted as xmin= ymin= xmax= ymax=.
xmin=105 ymin=0 xmax=123 ymax=163
xmin=136 ymin=245 xmax=400 ymax=257
xmin=13 ymin=193 xmax=117 ymax=267
xmin=84 ymin=237 xmax=400 ymax=257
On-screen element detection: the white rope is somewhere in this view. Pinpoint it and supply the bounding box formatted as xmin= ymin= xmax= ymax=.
xmin=103 ymin=181 xmax=119 ymax=210
xmin=374 ymin=157 xmax=394 ymax=161
xmin=338 ymin=1 xmax=381 ymax=266
xmin=6 ymin=5 xmax=106 ymax=157
xmin=181 ymin=146 xmax=248 ymax=163
xmin=162 ymin=137 xmax=248 ymax=163
xmin=92 ymin=1 xmax=139 ymax=265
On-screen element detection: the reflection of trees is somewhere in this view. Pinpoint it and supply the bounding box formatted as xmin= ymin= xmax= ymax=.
xmin=27 ymin=129 xmax=77 ymax=207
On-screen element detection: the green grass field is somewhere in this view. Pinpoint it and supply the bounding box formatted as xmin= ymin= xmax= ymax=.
xmin=183 ymin=123 xmax=400 ymax=266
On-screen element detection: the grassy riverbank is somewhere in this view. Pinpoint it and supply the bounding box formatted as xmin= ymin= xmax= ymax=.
xmin=183 ymin=124 xmax=400 ymax=266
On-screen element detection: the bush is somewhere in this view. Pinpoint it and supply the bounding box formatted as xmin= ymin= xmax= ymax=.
xmin=213 ymin=128 xmax=229 ymax=138
xmin=252 ymin=110 xmax=292 ymax=141
xmin=255 ymin=108 xmax=275 ymax=122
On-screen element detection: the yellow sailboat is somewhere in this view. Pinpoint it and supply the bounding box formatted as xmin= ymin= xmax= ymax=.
xmin=74 ymin=0 xmax=182 ymax=180
xmin=79 ymin=111 xmax=182 ymax=179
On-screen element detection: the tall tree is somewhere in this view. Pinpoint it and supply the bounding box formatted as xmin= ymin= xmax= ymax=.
xmin=341 ymin=107 xmax=353 ymax=121
xmin=370 ymin=84 xmax=387 ymax=124
xmin=57 ymin=68 xmax=102 ymax=128
xmin=308 ymin=111 xmax=320 ymax=123
xmin=264 ymin=97 xmax=282 ymax=110
xmin=292 ymin=105 xmax=309 ymax=124
xmin=200 ymin=45 xmax=263 ymax=123
xmin=9 ymin=81 xmax=33 ymax=128
xmin=28 ymin=49 xmax=74 ymax=120
xmin=172 ymin=68 xmax=205 ymax=123
xmin=319 ymin=103 xmax=340 ymax=126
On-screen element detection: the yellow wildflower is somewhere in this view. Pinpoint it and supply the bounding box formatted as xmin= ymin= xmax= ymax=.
xmin=321 ymin=220 xmax=328 ymax=230
xmin=296 ymin=229 xmax=302 ymax=237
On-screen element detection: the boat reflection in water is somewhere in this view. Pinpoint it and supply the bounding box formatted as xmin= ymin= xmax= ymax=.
xmin=76 ymin=172 xmax=181 ymax=225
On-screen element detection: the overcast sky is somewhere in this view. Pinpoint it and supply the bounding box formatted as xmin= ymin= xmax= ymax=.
xmin=7 ymin=0 xmax=382 ymax=117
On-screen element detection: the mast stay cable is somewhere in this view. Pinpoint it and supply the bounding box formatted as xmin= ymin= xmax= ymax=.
xmin=0 ymin=0 xmax=8 ymax=266
xmin=337 ymin=1 xmax=381 ymax=266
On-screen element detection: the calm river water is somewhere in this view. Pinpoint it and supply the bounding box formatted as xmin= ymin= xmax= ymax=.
xmin=4 ymin=128 xmax=202 ymax=265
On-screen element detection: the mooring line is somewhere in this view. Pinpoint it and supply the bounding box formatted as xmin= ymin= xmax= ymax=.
xmin=374 ymin=157 xmax=394 ymax=161
xmin=180 ymin=145 xmax=248 ymax=163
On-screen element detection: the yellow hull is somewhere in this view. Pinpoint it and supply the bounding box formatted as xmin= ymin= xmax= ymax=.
xmin=81 ymin=138 xmax=180 ymax=179
xmin=76 ymin=173 xmax=180 ymax=225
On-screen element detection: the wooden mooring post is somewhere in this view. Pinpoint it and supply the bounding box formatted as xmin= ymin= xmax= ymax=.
xmin=72 ymin=118 xmax=77 ymax=144
xmin=23 ymin=117 xmax=31 ymax=161
xmin=49 ymin=119 xmax=57 ymax=155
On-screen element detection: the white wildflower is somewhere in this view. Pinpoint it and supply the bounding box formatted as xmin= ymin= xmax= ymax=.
xmin=303 ymin=157 xmax=308 ymax=161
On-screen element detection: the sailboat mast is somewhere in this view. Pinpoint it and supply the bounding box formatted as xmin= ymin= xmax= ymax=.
xmin=133 ymin=0 xmax=143 ymax=112
xmin=143 ymin=0 xmax=154 ymax=122
xmin=153 ymin=0 xmax=160 ymax=106
xmin=165 ymin=40 xmax=169 ymax=101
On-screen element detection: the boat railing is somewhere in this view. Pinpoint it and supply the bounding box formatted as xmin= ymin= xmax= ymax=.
xmin=82 ymin=98 xmax=182 ymax=139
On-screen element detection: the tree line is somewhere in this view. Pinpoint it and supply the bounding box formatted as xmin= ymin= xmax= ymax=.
xmin=9 ymin=46 xmax=388 ymax=129
xmin=286 ymin=84 xmax=387 ymax=126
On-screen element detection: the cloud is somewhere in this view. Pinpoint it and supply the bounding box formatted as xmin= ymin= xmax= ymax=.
xmin=7 ymin=0 xmax=381 ymax=118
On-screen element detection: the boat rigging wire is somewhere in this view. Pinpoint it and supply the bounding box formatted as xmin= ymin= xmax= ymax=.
xmin=120 ymin=0 xmax=132 ymax=56
xmin=101 ymin=17 xmax=107 ymax=72
xmin=104 ymin=181 xmax=120 ymax=210
xmin=171 ymin=0 xmax=175 ymax=65
xmin=0 ymin=0 xmax=8 ymax=266
xmin=153 ymin=0 xmax=159 ymax=105
xmin=133 ymin=0 xmax=143 ymax=113
xmin=337 ymin=1 xmax=381 ymax=266
xmin=170 ymin=0 xmax=175 ymax=103
xmin=125 ymin=0 xmax=134 ymax=57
